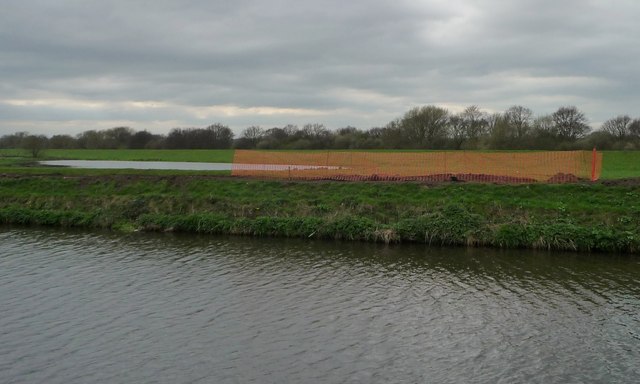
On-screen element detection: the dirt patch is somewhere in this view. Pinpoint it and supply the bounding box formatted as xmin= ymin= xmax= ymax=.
xmin=600 ymin=177 xmax=640 ymax=187
xmin=272 ymin=173 xmax=543 ymax=184
xmin=546 ymin=173 xmax=581 ymax=183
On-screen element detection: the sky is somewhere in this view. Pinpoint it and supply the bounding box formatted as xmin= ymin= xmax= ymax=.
xmin=1 ymin=0 xmax=639 ymax=136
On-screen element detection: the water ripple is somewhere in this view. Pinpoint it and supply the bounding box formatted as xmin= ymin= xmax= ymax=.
xmin=1 ymin=228 xmax=639 ymax=383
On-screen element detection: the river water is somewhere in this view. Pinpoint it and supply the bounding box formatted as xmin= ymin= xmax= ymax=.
xmin=1 ymin=228 xmax=639 ymax=383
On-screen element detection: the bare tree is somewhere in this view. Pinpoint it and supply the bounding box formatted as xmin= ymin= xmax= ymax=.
xmin=301 ymin=123 xmax=331 ymax=148
xmin=76 ymin=130 xmax=105 ymax=149
xmin=530 ymin=115 xmax=557 ymax=149
xmin=22 ymin=135 xmax=48 ymax=158
xmin=533 ymin=115 xmax=555 ymax=133
xmin=552 ymin=106 xmax=590 ymax=140
xmin=49 ymin=134 xmax=78 ymax=149
xmin=459 ymin=105 xmax=488 ymax=142
xmin=206 ymin=123 xmax=234 ymax=149
xmin=129 ymin=130 xmax=156 ymax=149
xmin=103 ymin=127 xmax=134 ymax=148
xmin=400 ymin=105 xmax=449 ymax=148
xmin=448 ymin=115 xmax=467 ymax=149
xmin=601 ymin=115 xmax=632 ymax=139
xmin=242 ymin=126 xmax=263 ymax=140
xmin=237 ymin=126 xmax=264 ymax=148
xmin=504 ymin=105 xmax=533 ymax=139
xmin=488 ymin=114 xmax=514 ymax=149
xmin=0 ymin=132 xmax=29 ymax=148
xmin=630 ymin=119 xmax=640 ymax=138
xmin=485 ymin=112 xmax=502 ymax=135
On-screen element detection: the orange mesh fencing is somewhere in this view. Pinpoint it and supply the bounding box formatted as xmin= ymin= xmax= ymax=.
xmin=232 ymin=150 xmax=603 ymax=183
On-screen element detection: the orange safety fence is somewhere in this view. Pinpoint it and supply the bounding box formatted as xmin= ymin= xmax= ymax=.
xmin=231 ymin=150 xmax=603 ymax=183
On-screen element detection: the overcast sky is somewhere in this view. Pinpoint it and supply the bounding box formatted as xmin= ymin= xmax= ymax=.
xmin=1 ymin=0 xmax=639 ymax=136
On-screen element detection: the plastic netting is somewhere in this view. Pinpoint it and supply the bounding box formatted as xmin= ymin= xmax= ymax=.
xmin=232 ymin=150 xmax=602 ymax=183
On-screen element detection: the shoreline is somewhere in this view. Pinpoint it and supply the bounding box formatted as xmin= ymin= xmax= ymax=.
xmin=1 ymin=174 xmax=638 ymax=254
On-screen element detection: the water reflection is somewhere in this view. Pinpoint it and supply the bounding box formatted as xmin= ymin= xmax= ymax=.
xmin=1 ymin=228 xmax=639 ymax=383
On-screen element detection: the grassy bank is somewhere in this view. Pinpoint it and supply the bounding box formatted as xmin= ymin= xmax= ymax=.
xmin=0 ymin=174 xmax=638 ymax=253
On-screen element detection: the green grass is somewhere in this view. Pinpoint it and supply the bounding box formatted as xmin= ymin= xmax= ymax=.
xmin=1 ymin=148 xmax=637 ymax=252
xmin=600 ymin=151 xmax=640 ymax=179
xmin=0 ymin=175 xmax=639 ymax=252
xmin=46 ymin=149 xmax=234 ymax=162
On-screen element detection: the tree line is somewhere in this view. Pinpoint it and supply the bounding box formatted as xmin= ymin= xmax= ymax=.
xmin=2 ymin=105 xmax=640 ymax=155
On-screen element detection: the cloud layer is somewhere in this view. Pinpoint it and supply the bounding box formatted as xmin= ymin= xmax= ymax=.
xmin=1 ymin=0 xmax=639 ymax=135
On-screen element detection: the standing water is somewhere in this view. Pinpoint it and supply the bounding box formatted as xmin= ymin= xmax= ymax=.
xmin=1 ymin=228 xmax=639 ymax=383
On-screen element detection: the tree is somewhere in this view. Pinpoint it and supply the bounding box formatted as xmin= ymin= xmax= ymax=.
xmin=531 ymin=115 xmax=558 ymax=149
xmin=77 ymin=130 xmax=106 ymax=149
xmin=165 ymin=124 xmax=233 ymax=149
xmin=103 ymin=127 xmax=134 ymax=148
xmin=333 ymin=126 xmax=368 ymax=149
xmin=243 ymin=126 xmax=264 ymax=143
xmin=460 ymin=105 xmax=488 ymax=140
xmin=630 ymin=119 xmax=640 ymax=138
xmin=448 ymin=114 xmax=467 ymax=149
xmin=487 ymin=114 xmax=513 ymax=149
xmin=22 ymin=135 xmax=48 ymax=157
xmin=552 ymin=106 xmax=590 ymax=140
xmin=129 ymin=130 xmax=156 ymax=149
xmin=601 ymin=115 xmax=632 ymax=139
xmin=205 ymin=123 xmax=234 ymax=149
xmin=49 ymin=134 xmax=78 ymax=149
xmin=446 ymin=105 xmax=489 ymax=148
xmin=0 ymin=132 xmax=29 ymax=148
xmin=399 ymin=105 xmax=449 ymax=148
xmin=301 ymin=123 xmax=331 ymax=148
xmin=378 ymin=119 xmax=406 ymax=148
xmin=504 ymin=105 xmax=533 ymax=139
xmin=235 ymin=126 xmax=264 ymax=149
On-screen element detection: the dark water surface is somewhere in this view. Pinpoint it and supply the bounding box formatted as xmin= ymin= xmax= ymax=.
xmin=1 ymin=228 xmax=639 ymax=383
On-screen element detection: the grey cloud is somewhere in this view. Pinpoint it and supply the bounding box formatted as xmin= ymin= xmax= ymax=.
xmin=1 ymin=0 xmax=639 ymax=135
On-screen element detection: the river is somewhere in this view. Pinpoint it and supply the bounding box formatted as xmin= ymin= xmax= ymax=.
xmin=1 ymin=228 xmax=639 ymax=383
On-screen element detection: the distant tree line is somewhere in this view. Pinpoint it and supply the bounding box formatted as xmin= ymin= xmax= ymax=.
xmin=2 ymin=106 xmax=640 ymax=156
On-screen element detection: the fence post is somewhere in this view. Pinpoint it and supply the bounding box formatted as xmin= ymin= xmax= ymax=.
xmin=591 ymin=147 xmax=597 ymax=181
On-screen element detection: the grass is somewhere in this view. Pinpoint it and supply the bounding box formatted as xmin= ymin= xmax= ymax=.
xmin=0 ymin=148 xmax=639 ymax=253
xmin=600 ymin=151 xmax=640 ymax=179
xmin=0 ymin=175 xmax=638 ymax=253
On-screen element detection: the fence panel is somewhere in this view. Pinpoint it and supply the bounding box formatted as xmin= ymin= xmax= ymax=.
xmin=232 ymin=150 xmax=602 ymax=183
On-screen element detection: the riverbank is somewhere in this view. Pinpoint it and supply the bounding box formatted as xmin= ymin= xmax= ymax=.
xmin=1 ymin=174 xmax=638 ymax=253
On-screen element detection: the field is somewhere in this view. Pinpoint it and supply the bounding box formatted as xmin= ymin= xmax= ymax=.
xmin=0 ymin=149 xmax=639 ymax=179
xmin=1 ymin=148 xmax=639 ymax=252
